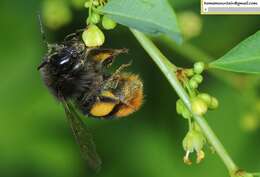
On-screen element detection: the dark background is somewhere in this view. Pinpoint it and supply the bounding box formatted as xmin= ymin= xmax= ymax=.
xmin=0 ymin=0 xmax=260 ymax=177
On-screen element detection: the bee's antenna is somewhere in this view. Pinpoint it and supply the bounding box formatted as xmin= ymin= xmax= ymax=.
xmin=37 ymin=60 xmax=48 ymax=70
xmin=37 ymin=13 xmax=48 ymax=47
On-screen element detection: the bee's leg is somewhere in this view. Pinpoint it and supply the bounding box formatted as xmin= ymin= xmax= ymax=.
xmin=78 ymin=47 xmax=99 ymax=68
xmin=64 ymin=29 xmax=85 ymax=43
xmin=38 ymin=51 xmax=60 ymax=70
xmin=115 ymin=62 xmax=132 ymax=73
xmin=110 ymin=62 xmax=132 ymax=79
xmin=82 ymin=47 xmax=101 ymax=60
xmin=90 ymin=48 xmax=128 ymax=66
xmin=120 ymin=100 xmax=137 ymax=111
xmin=102 ymin=62 xmax=132 ymax=90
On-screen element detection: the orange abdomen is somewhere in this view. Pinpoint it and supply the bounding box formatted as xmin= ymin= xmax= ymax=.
xmin=115 ymin=83 xmax=144 ymax=117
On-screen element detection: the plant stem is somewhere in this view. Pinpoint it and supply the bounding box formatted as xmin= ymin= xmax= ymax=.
xmin=88 ymin=0 xmax=94 ymax=25
xmin=130 ymin=29 xmax=238 ymax=175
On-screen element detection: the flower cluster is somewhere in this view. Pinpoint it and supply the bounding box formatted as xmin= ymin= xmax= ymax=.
xmin=42 ymin=0 xmax=117 ymax=48
xmin=176 ymin=62 xmax=219 ymax=164
xmin=82 ymin=0 xmax=117 ymax=47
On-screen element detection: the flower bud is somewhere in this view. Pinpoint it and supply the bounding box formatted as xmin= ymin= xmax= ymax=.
xmin=198 ymin=93 xmax=212 ymax=105
xmin=209 ymin=97 xmax=219 ymax=109
xmin=91 ymin=13 xmax=101 ymax=24
xmin=82 ymin=25 xmax=105 ymax=47
xmin=191 ymin=97 xmax=208 ymax=116
xmin=102 ymin=16 xmax=117 ymax=30
xmin=189 ymin=79 xmax=198 ymax=89
xmin=176 ymin=99 xmax=191 ymax=119
xmin=194 ymin=62 xmax=205 ymax=74
xmin=192 ymin=74 xmax=203 ymax=84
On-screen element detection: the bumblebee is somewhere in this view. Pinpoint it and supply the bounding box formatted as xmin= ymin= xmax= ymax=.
xmin=38 ymin=30 xmax=143 ymax=170
xmin=38 ymin=32 xmax=143 ymax=119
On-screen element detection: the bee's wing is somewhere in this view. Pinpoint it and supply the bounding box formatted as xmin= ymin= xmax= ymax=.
xmin=61 ymin=100 xmax=102 ymax=172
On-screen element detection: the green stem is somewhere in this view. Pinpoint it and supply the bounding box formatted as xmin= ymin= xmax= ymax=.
xmin=88 ymin=0 xmax=94 ymax=25
xmin=188 ymin=117 xmax=192 ymax=131
xmin=131 ymin=29 xmax=238 ymax=175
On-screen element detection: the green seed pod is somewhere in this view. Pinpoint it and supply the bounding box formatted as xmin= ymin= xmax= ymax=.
xmin=91 ymin=13 xmax=101 ymax=24
xmin=102 ymin=16 xmax=117 ymax=30
xmin=192 ymin=74 xmax=203 ymax=84
xmin=82 ymin=25 xmax=105 ymax=47
xmin=191 ymin=97 xmax=208 ymax=116
xmin=198 ymin=93 xmax=212 ymax=105
xmin=209 ymin=97 xmax=219 ymax=109
xmin=194 ymin=62 xmax=205 ymax=74
xmin=189 ymin=79 xmax=198 ymax=89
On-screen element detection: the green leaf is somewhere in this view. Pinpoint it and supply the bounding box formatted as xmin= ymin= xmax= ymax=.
xmin=102 ymin=0 xmax=182 ymax=43
xmin=210 ymin=31 xmax=260 ymax=74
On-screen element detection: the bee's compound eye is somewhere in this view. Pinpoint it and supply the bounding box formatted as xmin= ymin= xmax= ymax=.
xmin=59 ymin=57 xmax=70 ymax=65
xmin=90 ymin=102 xmax=116 ymax=117
xmin=50 ymin=52 xmax=76 ymax=73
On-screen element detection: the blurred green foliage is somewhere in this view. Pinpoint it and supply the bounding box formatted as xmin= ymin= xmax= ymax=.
xmin=0 ymin=0 xmax=260 ymax=177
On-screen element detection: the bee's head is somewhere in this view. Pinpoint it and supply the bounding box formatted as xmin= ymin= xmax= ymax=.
xmin=38 ymin=47 xmax=82 ymax=74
